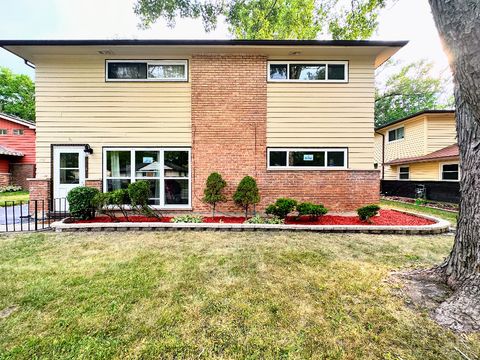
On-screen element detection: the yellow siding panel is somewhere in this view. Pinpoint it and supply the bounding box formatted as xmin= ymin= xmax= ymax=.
xmin=426 ymin=113 xmax=457 ymax=152
xmin=388 ymin=161 xmax=439 ymax=181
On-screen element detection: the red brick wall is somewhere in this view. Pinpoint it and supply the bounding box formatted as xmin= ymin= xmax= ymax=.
xmin=0 ymin=117 xmax=35 ymax=164
xmin=28 ymin=178 xmax=51 ymax=214
xmin=0 ymin=173 xmax=11 ymax=187
xmin=10 ymin=163 xmax=35 ymax=190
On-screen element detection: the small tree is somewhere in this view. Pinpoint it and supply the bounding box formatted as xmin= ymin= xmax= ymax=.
xmin=202 ymin=172 xmax=227 ymax=217
xmin=233 ymin=176 xmax=260 ymax=219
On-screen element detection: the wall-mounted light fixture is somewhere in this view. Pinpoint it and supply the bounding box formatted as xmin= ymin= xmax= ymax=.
xmin=84 ymin=144 xmax=93 ymax=157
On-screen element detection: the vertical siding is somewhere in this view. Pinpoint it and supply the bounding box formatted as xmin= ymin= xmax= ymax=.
xmin=426 ymin=113 xmax=456 ymax=152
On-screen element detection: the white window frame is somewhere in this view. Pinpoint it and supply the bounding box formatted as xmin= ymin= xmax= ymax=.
xmin=13 ymin=129 xmax=24 ymax=135
xmin=267 ymin=60 xmax=349 ymax=83
xmin=398 ymin=166 xmax=410 ymax=180
xmin=0 ymin=129 xmax=7 ymax=135
xmin=105 ymin=60 xmax=188 ymax=82
xmin=387 ymin=126 xmax=405 ymax=143
xmin=103 ymin=147 xmax=191 ymax=209
xmin=439 ymin=161 xmax=460 ymax=182
xmin=267 ymin=148 xmax=348 ymax=170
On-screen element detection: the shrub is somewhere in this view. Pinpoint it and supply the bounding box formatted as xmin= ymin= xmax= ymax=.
xmin=128 ymin=181 xmax=161 ymax=218
xmin=92 ymin=192 xmax=117 ymax=221
xmin=357 ymin=204 xmax=381 ymax=222
xmin=415 ymin=198 xmax=427 ymax=206
xmin=67 ymin=186 xmax=99 ymax=220
xmin=0 ymin=185 xmax=22 ymax=193
xmin=202 ymin=172 xmax=227 ymax=216
xmin=244 ymin=215 xmax=284 ymax=224
xmin=92 ymin=189 xmax=131 ymax=221
xmin=297 ymin=202 xmax=328 ymax=220
xmin=171 ymin=214 xmax=203 ymax=223
xmin=265 ymin=198 xmax=297 ymax=219
xmin=233 ymin=176 xmax=260 ymax=218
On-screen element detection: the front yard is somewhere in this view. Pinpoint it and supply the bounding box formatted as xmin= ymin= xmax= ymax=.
xmin=0 ymin=191 xmax=29 ymax=205
xmin=0 ymin=231 xmax=478 ymax=359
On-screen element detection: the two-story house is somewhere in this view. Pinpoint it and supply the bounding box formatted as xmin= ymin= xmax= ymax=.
xmin=374 ymin=110 xmax=458 ymax=203
xmin=0 ymin=39 xmax=406 ymax=213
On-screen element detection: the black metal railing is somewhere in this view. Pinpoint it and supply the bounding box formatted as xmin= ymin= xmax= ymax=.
xmin=0 ymin=199 xmax=50 ymax=232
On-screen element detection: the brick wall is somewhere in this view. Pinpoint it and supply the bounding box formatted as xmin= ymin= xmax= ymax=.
xmin=10 ymin=163 xmax=35 ymax=190
xmin=0 ymin=173 xmax=11 ymax=187
xmin=85 ymin=179 xmax=102 ymax=191
xmin=28 ymin=178 xmax=51 ymax=214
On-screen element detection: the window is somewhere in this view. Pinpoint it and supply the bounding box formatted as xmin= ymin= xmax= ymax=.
xmin=388 ymin=127 xmax=404 ymax=142
xmin=13 ymin=129 xmax=24 ymax=135
xmin=441 ymin=163 xmax=459 ymax=181
xmin=104 ymin=148 xmax=190 ymax=207
xmin=399 ymin=166 xmax=409 ymax=180
xmin=0 ymin=129 xmax=7 ymax=135
xmin=267 ymin=61 xmax=348 ymax=82
xmin=268 ymin=148 xmax=347 ymax=169
xmin=59 ymin=153 xmax=80 ymax=184
xmin=106 ymin=60 xmax=188 ymax=81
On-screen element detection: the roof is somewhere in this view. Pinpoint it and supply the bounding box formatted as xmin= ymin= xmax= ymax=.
xmin=0 ymin=145 xmax=24 ymax=157
xmin=375 ymin=110 xmax=455 ymax=131
xmin=385 ymin=144 xmax=459 ymax=166
xmin=0 ymin=112 xmax=36 ymax=129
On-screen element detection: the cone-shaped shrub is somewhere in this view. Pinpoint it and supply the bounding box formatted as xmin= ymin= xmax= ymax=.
xmin=233 ymin=176 xmax=260 ymax=219
xmin=202 ymin=172 xmax=227 ymax=217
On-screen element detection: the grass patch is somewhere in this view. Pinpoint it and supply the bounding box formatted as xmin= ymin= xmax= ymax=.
xmin=0 ymin=231 xmax=478 ymax=359
xmin=0 ymin=191 xmax=29 ymax=205
xmin=381 ymin=199 xmax=458 ymax=226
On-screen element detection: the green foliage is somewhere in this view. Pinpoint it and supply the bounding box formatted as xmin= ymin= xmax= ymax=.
xmin=67 ymin=187 xmax=100 ymax=220
xmin=297 ymin=202 xmax=328 ymax=220
xmin=357 ymin=204 xmax=380 ymax=222
xmin=233 ymin=176 xmax=260 ymax=218
xmin=0 ymin=67 xmax=35 ymax=121
xmin=375 ymin=60 xmax=452 ymax=127
xmin=265 ymin=198 xmax=297 ymax=219
xmin=92 ymin=189 xmax=131 ymax=221
xmin=128 ymin=181 xmax=161 ymax=218
xmin=244 ymin=215 xmax=284 ymax=224
xmin=134 ymin=0 xmax=386 ymax=40
xmin=415 ymin=198 xmax=428 ymax=206
xmin=171 ymin=214 xmax=204 ymax=223
xmin=202 ymin=172 xmax=227 ymax=216
xmin=0 ymin=185 xmax=23 ymax=193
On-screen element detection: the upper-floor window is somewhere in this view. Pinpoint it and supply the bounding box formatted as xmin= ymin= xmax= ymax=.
xmin=441 ymin=163 xmax=459 ymax=181
xmin=13 ymin=129 xmax=24 ymax=135
xmin=268 ymin=148 xmax=347 ymax=169
xmin=388 ymin=127 xmax=404 ymax=142
xmin=268 ymin=61 xmax=348 ymax=82
xmin=106 ymin=60 xmax=188 ymax=82
xmin=0 ymin=129 xmax=7 ymax=135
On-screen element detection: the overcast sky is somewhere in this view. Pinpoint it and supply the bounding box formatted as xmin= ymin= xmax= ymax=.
xmin=0 ymin=0 xmax=450 ymax=82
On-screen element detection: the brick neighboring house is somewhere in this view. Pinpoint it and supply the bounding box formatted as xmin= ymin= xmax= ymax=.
xmin=0 ymin=112 xmax=36 ymax=189
xmin=0 ymin=39 xmax=406 ymax=213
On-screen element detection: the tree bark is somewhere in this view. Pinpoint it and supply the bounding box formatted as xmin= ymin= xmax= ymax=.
xmin=427 ymin=0 xmax=480 ymax=332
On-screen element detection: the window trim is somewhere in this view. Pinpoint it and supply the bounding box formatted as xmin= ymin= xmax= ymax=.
xmin=102 ymin=147 xmax=191 ymax=209
xmin=398 ymin=166 xmax=410 ymax=180
xmin=105 ymin=60 xmax=189 ymax=82
xmin=13 ymin=129 xmax=24 ymax=135
xmin=267 ymin=147 xmax=348 ymax=170
xmin=267 ymin=60 xmax=349 ymax=83
xmin=0 ymin=129 xmax=7 ymax=135
xmin=439 ymin=161 xmax=460 ymax=182
xmin=387 ymin=126 xmax=405 ymax=143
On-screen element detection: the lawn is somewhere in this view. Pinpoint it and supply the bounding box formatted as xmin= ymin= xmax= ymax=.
xmin=0 ymin=231 xmax=478 ymax=359
xmin=0 ymin=191 xmax=29 ymax=206
xmin=380 ymin=199 xmax=458 ymax=226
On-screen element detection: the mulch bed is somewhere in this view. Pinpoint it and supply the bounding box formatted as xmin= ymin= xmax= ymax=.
xmin=73 ymin=210 xmax=435 ymax=226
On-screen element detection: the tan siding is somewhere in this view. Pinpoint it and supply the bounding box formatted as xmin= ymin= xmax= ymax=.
xmin=35 ymin=55 xmax=191 ymax=178
xmin=374 ymin=133 xmax=383 ymax=176
xmin=389 ymin=161 xmax=440 ymax=181
xmin=426 ymin=114 xmax=457 ymax=152
xmin=267 ymin=57 xmax=375 ymax=170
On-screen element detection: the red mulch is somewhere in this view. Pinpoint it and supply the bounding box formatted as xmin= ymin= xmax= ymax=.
xmin=72 ymin=210 xmax=435 ymax=226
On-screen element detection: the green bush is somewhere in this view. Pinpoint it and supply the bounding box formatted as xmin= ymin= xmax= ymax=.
xmin=357 ymin=204 xmax=381 ymax=222
xmin=233 ymin=176 xmax=260 ymax=218
xmin=244 ymin=215 xmax=284 ymax=224
xmin=0 ymin=185 xmax=22 ymax=193
xmin=202 ymin=172 xmax=227 ymax=216
xmin=297 ymin=202 xmax=328 ymax=220
xmin=171 ymin=214 xmax=203 ymax=223
xmin=415 ymin=198 xmax=427 ymax=206
xmin=265 ymin=198 xmax=297 ymax=219
xmin=128 ymin=181 xmax=161 ymax=218
xmin=67 ymin=186 xmax=100 ymax=220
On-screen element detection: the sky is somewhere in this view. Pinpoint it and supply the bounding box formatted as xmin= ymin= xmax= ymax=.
xmin=0 ymin=0 xmax=451 ymax=85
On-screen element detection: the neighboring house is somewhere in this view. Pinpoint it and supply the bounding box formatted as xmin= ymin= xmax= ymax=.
xmin=0 ymin=112 xmax=36 ymax=189
xmin=374 ymin=110 xmax=459 ymax=202
xmin=0 ymin=39 xmax=406 ymax=213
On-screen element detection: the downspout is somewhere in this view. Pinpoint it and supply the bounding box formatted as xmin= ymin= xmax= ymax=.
xmin=375 ymin=130 xmax=385 ymax=180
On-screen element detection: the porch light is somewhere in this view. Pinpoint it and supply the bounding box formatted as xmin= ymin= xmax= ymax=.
xmin=84 ymin=144 xmax=93 ymax=157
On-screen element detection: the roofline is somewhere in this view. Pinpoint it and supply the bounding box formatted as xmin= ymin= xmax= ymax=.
xmin=375 ymin=109 xmax=455 ymax=131
xmin=385 ymin=155 xmax=459 ymax=166
xmin=0 ymin=112 xmax=36 ymax=129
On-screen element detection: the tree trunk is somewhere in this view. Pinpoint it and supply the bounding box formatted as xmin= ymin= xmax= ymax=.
xmin=428 ymin=0 xmax=480 ymax=332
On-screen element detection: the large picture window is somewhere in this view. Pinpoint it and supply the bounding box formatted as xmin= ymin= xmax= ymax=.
xmin=106 ymin=60 xmax=188 ymax=81
xmin=267 ymin=61 xmax=348 ymax=82
xmin=267 ymin=148 xmax=347 ymax=169
xmin=104 ymin=148 xmax=190 ymax=208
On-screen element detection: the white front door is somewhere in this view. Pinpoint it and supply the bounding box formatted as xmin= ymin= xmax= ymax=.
xmin=53 ymin=146 xmax=86 ymax=210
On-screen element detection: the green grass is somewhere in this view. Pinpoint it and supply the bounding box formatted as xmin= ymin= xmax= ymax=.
xmin=381 ymin=199 xmax=458 ymax=226
xmin=0 ymin=231 xmax=478 ymax=359
xmin=0 ymin=191 xmax=29 ymax=206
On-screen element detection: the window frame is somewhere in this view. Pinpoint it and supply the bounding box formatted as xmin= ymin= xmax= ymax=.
xmin=0 ymin=129 xmax=7 ymax=135
xmin=440 ymin=162 xmax=460 ymax=182
xmin=103 ymin=147 xmax=191 ymax=209
xmin=267 ymin=148 xmax=348 ymax=170
xmin=387 ymin=126 xmax=405 ymax=143
xmin=13 ymin=129 xmax=24 ymax=135
xmin=398 ymin=166 xmax=410 ymax=180
xmin=105 ymin=60 xmax=189 ymax=82
xmin=267 ymin=60 xmax=349 ymax=83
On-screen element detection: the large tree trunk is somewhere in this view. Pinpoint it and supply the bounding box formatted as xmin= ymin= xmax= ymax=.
xmin=428 ymin=0 xmax=480 ymax=332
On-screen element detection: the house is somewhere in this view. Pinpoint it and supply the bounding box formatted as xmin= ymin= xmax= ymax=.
xmin=0 ymin=39 xmax=406 ymax=213
xmin=374 ymin=110 xmax=459 ymax=203
xmin=0 ymin=112 xmax=36 ymax=189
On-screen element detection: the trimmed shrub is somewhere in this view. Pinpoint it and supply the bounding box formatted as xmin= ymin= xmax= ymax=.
xmin=202 ymin=172 xmax=227 ymax=216
xmin=67 ymin=186 xmax=99 ymax=220
xmin=245 ymin=215 xmax=284 ymax=224
xmin=265 ymin=198 xmax=297 ymax=219
xmin=171 ymin=214 xmax=203 ymax=223
xmin=297 ymin=202 xmax=328 ymax=220
xmin=128 ymin=181 xmax=161 ymax=218
xmin=233 ymin=176 xmax=260 ymax=219
xmin=0 ymin=185 xmax=22 ymax=193
xmin=357 ymin=204 xmax=381 ymax=222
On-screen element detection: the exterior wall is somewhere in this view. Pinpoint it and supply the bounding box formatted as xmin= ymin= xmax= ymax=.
xmin=0 ymin=117 xmax=36 ymax=164
xmin=425 ymin=113 xmax=456 ymax=152
xmin=374 ymin=133 xmax=383 ymax=176
xmin=10 ymin=163 xmax=35 ymax=190
xmin=0 ymin=173 xmax=10 ymax=186
xmin=389 ymin=159 xmax=459 ymax=181
xmin=28 ymin=178 xmax=51 ymax=214
xmin=267 ymin=56 xmax=375 ymax=170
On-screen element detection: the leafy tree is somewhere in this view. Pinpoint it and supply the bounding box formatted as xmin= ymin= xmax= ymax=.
xmin=133 ymin=0 xmax=386 ymax=40
xmin=0 ymin=67 xmax=35 ymax=121
xmin=375 ymin=60 xmax=451 ymax=127
xmin=233 ymin=176 xmax=260 ymax=219
xmin=202 ymin=172 xmax=227 ymax=216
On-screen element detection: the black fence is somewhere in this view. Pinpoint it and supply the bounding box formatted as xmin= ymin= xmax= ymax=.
xmin=381 ymin=180 xmax=460 ymax=203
